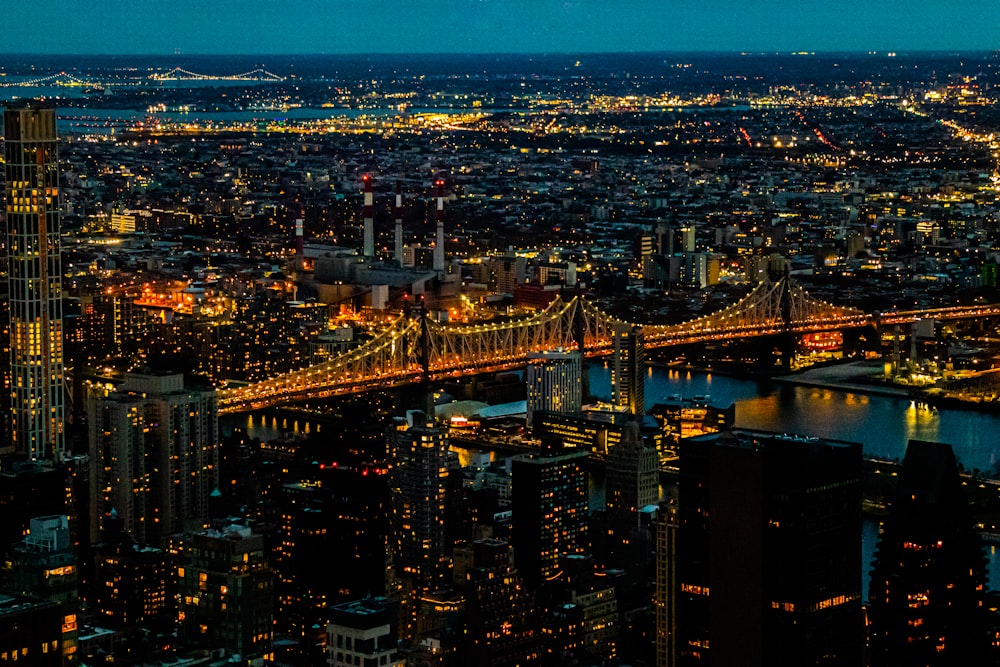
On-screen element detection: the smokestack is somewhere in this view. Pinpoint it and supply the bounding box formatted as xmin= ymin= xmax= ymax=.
xmin=294 ymin=202 xmax=304 ymax=268
xmin=433 ymin=178 xmax=445 ymax=274
xmin=362 ymin=174 xmax=374 ymax=259
xmin=394 ymin=180 xmax=404 ymax=265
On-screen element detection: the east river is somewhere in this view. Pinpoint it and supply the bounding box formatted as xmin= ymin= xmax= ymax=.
xmin=225 ymin=361 xmax=1000 ymax=597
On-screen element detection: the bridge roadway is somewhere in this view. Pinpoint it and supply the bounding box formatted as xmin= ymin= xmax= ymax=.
xmin=218 ymin=285 xmax=1000 ymax=415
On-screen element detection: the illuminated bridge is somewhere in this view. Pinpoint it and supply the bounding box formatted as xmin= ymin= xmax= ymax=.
xmin=0 ymin=71 xmax=100 ymax=88
xmin=149 ymin=67 xmax=286 ymax=82
xmin=223 ymin=277 xmax=1000 ymax=413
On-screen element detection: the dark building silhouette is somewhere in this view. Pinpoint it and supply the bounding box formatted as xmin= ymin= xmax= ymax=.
xmin=868 ymin=439 xmax=990 ymax=665
xmin=0 ymin=462 xmax=67 ymax=562
xmin=511 ymin=448 xmax=589 ymax=589
xmin=89 ymin=515 xmax=174 ymax=633
xmin=540 ymin=553 xmax=619 ymax=663
xmin=462 ymin=539 xmax=539 ymax=666
xmin=274 ymin=466 xmax=388 ymax=662
xmin=5 ymin=514 xmax=79 ymax=664
xmin=605 ymin=420 xmax=659 ymax=567
xmin=674 ymin=430 xmax=862 ymax=666
xmin=0 ymin=593 xmax=64 ymax=666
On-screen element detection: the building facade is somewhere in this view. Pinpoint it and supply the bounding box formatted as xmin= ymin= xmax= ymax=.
xmin=177 ymin=525 xmax=274 ymax=662
xmin=4 ymin=106 xmax=66 ymax=460
xmin=674 ymin=430 xmax=862 ymax=666
xmin=327 ymin=597 xmax=404 ymax=667
xmin=387 ymin=410 xmax=450 ymax=636
xmin=611 ymin=322 xmax=644 ymax=416
xmin=511 ymin=448 xmax=589 ymax=589
xmin=526 ymin=349 xmax=582 ymax=428
xmin=87 ymin=372 xmax=219 ymax=546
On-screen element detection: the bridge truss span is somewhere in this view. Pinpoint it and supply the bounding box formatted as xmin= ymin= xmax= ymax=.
xmin=641 ymin=278 xmax=868 ymax=346
xmin=424 ymin=297 xmax=582 ymax=373
xmin=218 ymin=314 xmax=422 ymax=413
xmin=217 ymin=278 xmax=872 ymax=414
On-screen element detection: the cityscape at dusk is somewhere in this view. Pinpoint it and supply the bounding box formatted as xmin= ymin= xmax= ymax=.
xmin=2 ymin=5 xmax=1000 ymax=665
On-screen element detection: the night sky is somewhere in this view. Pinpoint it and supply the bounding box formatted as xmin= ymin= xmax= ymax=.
xmin=4 ymin=0 xmax=998 ymax=54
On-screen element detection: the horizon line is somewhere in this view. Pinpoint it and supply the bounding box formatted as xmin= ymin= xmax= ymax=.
xmin=0 ymin=49 xmax=996 ymax=58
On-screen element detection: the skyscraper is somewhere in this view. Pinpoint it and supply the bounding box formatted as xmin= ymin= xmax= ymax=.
xmin=87 ymin=372 xmax=219 ymax=546
xmin=3 ymin=106 xmax=66 ymax=460
xmin=511 ymin=448 xmax=589 ymax=589
xmin=867 ymin=440 xmax=990 ymax=665
xmin=674 ymin=430 xmax=862 ymax=666
xmin=605 ymin=420 xmax=659 ymax=566
xmin=654 ymin=503 xmax=678 ymax=667
xmin=387 ymin=410 xmax=450 ymax=635
xmin=526 ymin=348 xmax=582 ymax=428
xmin=611 ymin=322 xmax=644 ymax=416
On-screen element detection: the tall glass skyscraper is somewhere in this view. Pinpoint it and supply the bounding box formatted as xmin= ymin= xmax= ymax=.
xmin=3 ymin=106 xmax=65 ymax=461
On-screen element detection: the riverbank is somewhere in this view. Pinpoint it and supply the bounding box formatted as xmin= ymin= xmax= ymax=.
xmin=648 ymin=359 xmax=914 ymax=400
xmin=770 ymin=361 xmax=913 ymax=399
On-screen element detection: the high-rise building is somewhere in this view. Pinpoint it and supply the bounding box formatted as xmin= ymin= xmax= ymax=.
xmin=462 ymin=539 xmax=538 ymax=666
xmin=674 ymin=430 xmax=862 ymax=666
xmin=87 ymin=372 xmax=219 ymax=546
xmin=526 ymin=349 xmax=582 ymax=428
xmin=541 ymin=553 xmax=619 ymax=663
xmin=611 ymin=322 xmax=645 ymax=416
xmin=654 ymin=503 xmax=678 ymax=667
xmin=867 ymin=440 xmax=990 ymax=665
xmin=511 ymin=448 xmax=589 ymax=589
xmin=3 ymin=106 xmax=66 ymax=461
xmin=605 ymin=420 xmax=659 ymax=566
xmin=362 ymin=174 xmax=375 ymax=259
xmin=387 ymin=410 xmax=450 ymax=635
xmin=177 ymin=524 xmax=274 ymax=662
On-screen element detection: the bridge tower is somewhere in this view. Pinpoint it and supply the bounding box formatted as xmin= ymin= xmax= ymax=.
xmin=777 ymin=274 xmax=795 ymax=369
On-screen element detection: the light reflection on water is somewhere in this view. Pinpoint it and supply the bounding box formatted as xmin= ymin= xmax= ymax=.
xmin=227 ymin=413 xmax=319 ymax=441
xmin=590 ymin=364 xmax=1000 ymax=472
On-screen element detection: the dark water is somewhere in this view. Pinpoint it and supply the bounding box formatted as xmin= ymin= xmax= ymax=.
xmin=588 ymin=363 xmax=1000 ymax=473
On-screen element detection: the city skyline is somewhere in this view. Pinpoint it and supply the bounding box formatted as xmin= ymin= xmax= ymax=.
xmin=3 ymin=0 xmax=998 ymax=56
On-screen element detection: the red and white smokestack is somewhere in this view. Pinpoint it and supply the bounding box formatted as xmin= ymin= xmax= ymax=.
xmin=294 ymin=203 xmax=304 ymax=264
xmin=362 ymin=174 xmax=375 ymax=259
xmin=394 ymin=180 xmax=404 ymax=265
xmin=433 ymin=178 xmax=446 ymax=274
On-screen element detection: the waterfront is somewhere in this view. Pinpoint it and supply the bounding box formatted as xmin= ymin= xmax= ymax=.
xmin=588 ymin=363 xmax=1000 ymax=474
xmin=224 ymin=361 xmax=1000 ymax=596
